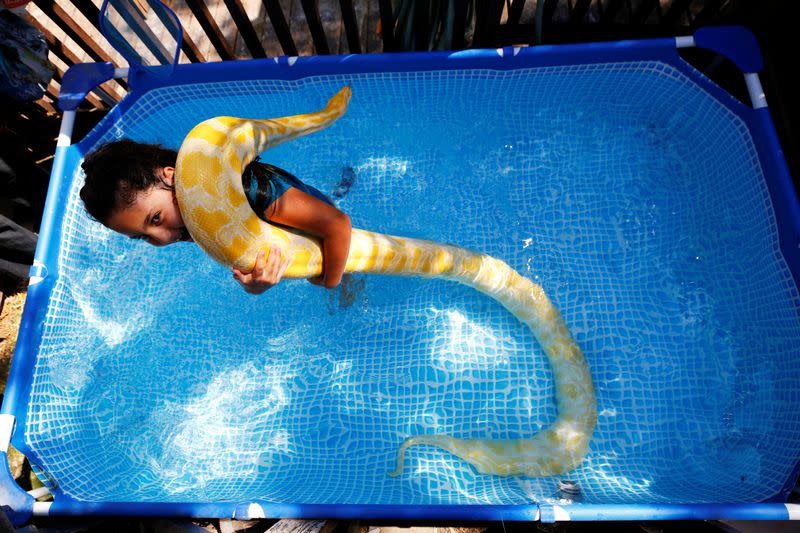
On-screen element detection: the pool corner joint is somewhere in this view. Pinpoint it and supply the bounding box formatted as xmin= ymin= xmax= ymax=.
xmin=58 ymin=63 xmax=118 ymax=112
xmin=681 ymin=25 xmax=768 ymax=109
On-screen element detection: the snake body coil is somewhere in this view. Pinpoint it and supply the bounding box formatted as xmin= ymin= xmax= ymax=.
xmin=175 ymin=87 xmax=597 ymax=477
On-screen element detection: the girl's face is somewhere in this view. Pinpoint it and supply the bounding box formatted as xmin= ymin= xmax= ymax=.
xmin=105 ymin=166 xmax=192 ymax=246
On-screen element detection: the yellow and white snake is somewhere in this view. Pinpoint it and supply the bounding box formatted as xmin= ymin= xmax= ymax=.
xmin=174 ymin=87 xmax=597 ymax=477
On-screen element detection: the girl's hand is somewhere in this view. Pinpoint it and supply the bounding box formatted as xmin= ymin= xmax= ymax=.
xmin=232 ymin=249 xmax=291 ymax=294
xmin=307 ymin=275 xmax=326 ymax=287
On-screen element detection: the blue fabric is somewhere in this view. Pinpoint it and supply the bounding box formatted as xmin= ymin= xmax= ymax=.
xmin=242 ymin=160 xmax=333 ymax=222
xmin=694 ymin=26 xmax=763 ymax=73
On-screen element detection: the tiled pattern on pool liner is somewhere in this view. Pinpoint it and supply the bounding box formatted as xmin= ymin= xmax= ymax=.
xmin=24 ymin=62 xmax=800 ymax=505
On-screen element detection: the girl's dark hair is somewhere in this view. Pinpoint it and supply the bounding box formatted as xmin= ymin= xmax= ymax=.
xmin=80 ymin=140 xmax=178 ymax=223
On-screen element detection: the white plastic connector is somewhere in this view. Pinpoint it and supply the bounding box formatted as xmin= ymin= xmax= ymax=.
xmin=745 ymin=73 xmax=768 ymax=109
xmin=245 ymin=503 xmax=266 ymax=518
xmin=32 ymin=501 xmax=52 ymax=515
xmin=787 ymin=504 xmax=800 ymax=520
xmin=675 ymin=36 xmax=696 ymax=48
xmin=27 ymin=487 xmax=51 ymax=499
xmin=28 ymin=259 xmax=47 ymax=286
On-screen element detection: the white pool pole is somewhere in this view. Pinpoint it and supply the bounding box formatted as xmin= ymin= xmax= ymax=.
xmin=745 ymin=72 xmax=768 ymax=109
xmin=56 ymin=111 xmax=76 ymax=148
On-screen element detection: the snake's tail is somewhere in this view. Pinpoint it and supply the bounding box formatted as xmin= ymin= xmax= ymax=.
xmin=388 ymin=435 xmax=460 ymax=477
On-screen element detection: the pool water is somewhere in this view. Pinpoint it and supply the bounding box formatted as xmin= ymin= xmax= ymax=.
xmin=26 ymin=63 xmax=800 ymax=505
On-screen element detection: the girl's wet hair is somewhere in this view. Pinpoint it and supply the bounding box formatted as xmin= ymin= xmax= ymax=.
xmin=80 ymin=139 xmax=178 ymax=223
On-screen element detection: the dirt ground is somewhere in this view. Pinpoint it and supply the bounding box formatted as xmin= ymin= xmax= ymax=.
xmin=0 ymin=290 xmax=26 ymax=393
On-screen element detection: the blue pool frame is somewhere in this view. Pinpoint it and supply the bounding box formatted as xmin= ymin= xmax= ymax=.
xmin=1 ymin=23 xmax=799 ymax=526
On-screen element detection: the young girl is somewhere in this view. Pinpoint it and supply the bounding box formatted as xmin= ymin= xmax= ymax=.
xmin=79 ymin=140 xmax=352 ymax=294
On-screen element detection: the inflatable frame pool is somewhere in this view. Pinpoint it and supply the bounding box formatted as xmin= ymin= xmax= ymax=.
xmin=1 ymin=13 xmax=799 ymax=527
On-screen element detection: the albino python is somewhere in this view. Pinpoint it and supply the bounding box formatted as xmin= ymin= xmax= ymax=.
xmin=174 ymin=87 xmax=597 ymax=477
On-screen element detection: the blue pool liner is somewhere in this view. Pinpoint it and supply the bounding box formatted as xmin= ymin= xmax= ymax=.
xmin=2 ymin=25 xmax=799 ymax=525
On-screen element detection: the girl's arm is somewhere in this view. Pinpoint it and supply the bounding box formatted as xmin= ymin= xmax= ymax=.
xmin=266 ymin=187 xmax=352 ymax=288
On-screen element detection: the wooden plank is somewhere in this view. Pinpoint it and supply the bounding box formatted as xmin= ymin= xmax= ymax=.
xmin=543 ymin=0 xmax=560 ymax=23
xmin=338 ymin=0 xmax=361 ymax=53
xmin=661 ymin=0 xmax=692 ymax=25
xmin=266 ymin=520 xmax=336 ymax=533
xmin=34 ymin=97 xmax=58 ymax=115
xmin=472 ymin=0 xmax=489 ymax=48
xmin=413 ymin=0 xmax=426 ymax=50
xmin=108 ymin=0 xmax=175 ymax=64
xmin=475 ymin=0 xmax=507 ymax=48
xmin=231 ymin=0 xmax=260 ymax=57
xmin=599 ymin=0 xmax=627 ymax=23
xmin=183 ymin=0 xmax=236 ymax=59
xmin=151 ymin=0 xmax=206 ymax=62
xmin=377 ymin=0 xmax=396 ymax=51
xmin=167 ymin=0 xmax=211 ymax=60
xmin=45 ymin=79 xmax=61 ymax=104
xmin=168 ymin=0 xmax=222 ymax=61
xmin=289 ymin=0 xmax=314 ymax=55
xmin=366 ymin=0 xmax=379 ymax=52
xmin=570 ymin=0 xmax=593 ymax=23
xmin=33 ymin=0 xmax=118 ymax=64
xmin=30 ymin=15 xmax=127 ymax=100
xmin=319 ymin=0 xmax=343 ymax=53
xmin=630 ymin=0 xmax=661 ymax=23
xmin=507 ymin=0 xmax=527 ymax=25
xmin=223 ymin=0 xmax=267 ymax=57
xmin=300 ymin=0 xmax=330 ymax=54
xmin=264 ymin=0 xmax=299 ymax=55
xmin=216 ymin=0 xmax=242 ymax=58
xmin=339 ymin=0 xmax=368 ymax=53
xmin=453 ymin=0 xmax=468 ymax=49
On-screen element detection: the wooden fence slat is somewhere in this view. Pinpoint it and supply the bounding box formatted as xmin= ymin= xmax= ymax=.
xmin=45 ymin=81 xmax=61 ymax=104
xmin=151 ymin=0 xmax=207 ymax=62
xmin=262 ymin=0 xmax=298 ymax=55
xmin=543 ymin=0 xmax=559 ymax=23
xmin=364 ymin=0 xmax=380 ymax=52
xmin=474 ymin=0 xmax=505 ymax=48
xmin=338 ymin=0 xmax=366 ymax=53
xmin=33 ymin=0 xmax=118 ymax=65
xmin=691 ymin=0 xmax=727 ymax=26
xmin=599 ymin=0 xmax=627 ymax=24
xmin=472 ymin=0 xmax=487 ymax=47
xmin=320 ymin=0 xmax=344 ymax=54
xmin=507 ymin=0 xmax=526 ymax=26
xmin=377 ymin=0 xmax=396 ymax=52
xmin=69 ymin=0 xmax=101 ymax=26
xmin=30 ymin=15 xmax=128 ymax=99
xmin=338 ymin=0 xmax=361 ymax=53
xmin=630 ymin=0 xmax=661 ymax=24
xmin=63 ymin=0 xmax=198 ymax=70
xmin=661 ymin=0 xmax=692 ymax=26
xmin=414 ymin=0 xmax=427 ymax=50
xmin=222 ymin=0 xmax=267 ymax=57
xmin=35 ymin=97 xmax=58 ymax=115
xmin=300 ymin=0 xmax=330 ymax=54
xmin=452 ymin=0 xmax=468 ymax=50
xmin=109 ymin=0 xmax=175 ymax=63
xmin=266 ymin=520 xmax=337 ymax=533
xmin=183 ymin=0 xmax=236 ymax=59
xmin=570 ymin=0 xmax=592 ymax=23
xmin=290 ymin=0 xmax=315 ymax=55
